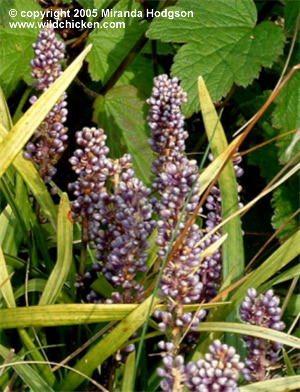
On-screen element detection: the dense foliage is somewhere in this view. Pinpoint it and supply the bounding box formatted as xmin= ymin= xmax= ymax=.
xmin=0 ymin=0 xmax=299 ymax=391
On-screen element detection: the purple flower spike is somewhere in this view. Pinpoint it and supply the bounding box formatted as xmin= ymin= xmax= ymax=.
xmin=240 ymin=288 xmax=285 ymax=381
xmin=185 ymin=340 xmax=244 ymax=392
xmin=24 ymin=26 xmax=68 ymax=183
xmin=157 ymin=340 xmax=244 ymax=392
xmin=148 ymin=75 xmax=206 ymax=335
xmin=68 ymin=127 xmax=111 ymax=242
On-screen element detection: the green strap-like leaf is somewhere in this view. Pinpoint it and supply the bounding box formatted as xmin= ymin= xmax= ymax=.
xmin=122 ymin=351 xmax=136 ymax=392
xmin=239 ymin=376 xmax=300 ymax=392
xmin=0 ymin=124 xmax=57 ymax=226
xmin=0 ymin=246 xmax=16 ymax=308
xmin=198 ymin=76 xmax=244 ymax=284
xmin=0 ymin=345 xmax=54 ymax=392
xmin=0 ymin=44 xmax=92 ymax=180
xmin=39 ymin=193 xmax=73 ymax=305
xmin=198 ymin=76 xmax=244 ymax=350
xmin=0 ymin=302 xmax=225 ymax=329
xmin=60 ymin=295 xmax=159 ymax=391
xmin=196 ymin=322 xmax=300 ymax=349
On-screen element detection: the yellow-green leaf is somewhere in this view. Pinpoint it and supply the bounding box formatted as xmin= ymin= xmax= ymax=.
xmin=0 ymin=44 xmax=92 ymax=179
xmin=0 ymin=345 xmax=54 ymax=392
xmin=239 ymin=376 xmax=300 ymax=392
xmin=39 ymin=193 xmax=73 ymax=305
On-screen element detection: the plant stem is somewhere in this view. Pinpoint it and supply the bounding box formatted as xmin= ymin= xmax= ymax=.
xmin=79 ymin=230 xmax=87 ymax=277
xmin=12 ymin=87 xmax=32 ymax=123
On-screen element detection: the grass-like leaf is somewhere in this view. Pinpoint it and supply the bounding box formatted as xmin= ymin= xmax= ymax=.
xmin=259 ymin=263 xmax=300 ymax=293
xmin=39 ymin=193 xmax=73 ymax=305
xmin=193 ymin=230 xmax=300 ymax=359
xmin=0 ymin=246 xmax=15 ymax=308
xmin=60 ymin=295 xmax=159 ymax=390
xmin=122 ymin=351 xmax=136 ymax=392
xmin=0 ymin=123 xmax=57 ymax=225
xmin=0 ymin=345 xmax=54 ymax=392
xmin=198 ymin=76 xmax=244 ymax=285
xmin=0 ymin=88 xmax=13 ymax=130
xmin=0 ymin=302 xmax=226 ymax=329
xmin=196 ymin=322 xmax=300 ymax=349
xmin=229 ymin=230 xmax=300 ymax=306
xmin=239 ymin=376 xmax=300 ymax=391
xmin=198 ymin=75 xmax=244 ymax=349
xmin=0 ymin=44 xmax=92 ymax=180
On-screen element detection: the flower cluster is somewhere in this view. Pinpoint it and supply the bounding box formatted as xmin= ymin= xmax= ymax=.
xmin=68 ymin=127 xmax=110 ymax=242
xmin=157 ymin=340 xmax=244 ymax=392
xmin=147 ymin=75 xmax=206 ymax=335
xmin=240 ymin=288 xmax=285 ymax=381
xmin=93 ymin=164 xmax=155 ymax=299
xmin=199 ymin=153 xmax=244 ymax=301
xmin=24 ymin=26 xmax=68 ymax=183
xmin=69 ymin=127 xmax=154 ymax=302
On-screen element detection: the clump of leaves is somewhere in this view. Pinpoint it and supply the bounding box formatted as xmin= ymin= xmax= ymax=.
xmin=0 ymin=0 xmax=299 ymax=391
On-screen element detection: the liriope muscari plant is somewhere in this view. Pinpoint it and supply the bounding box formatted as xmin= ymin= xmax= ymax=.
xmin=157 ymin=340 xmax=244 ymax=392
xmin=240 ymin=288 xmax=285 ymax=382
xmin=146 ymin=75 xmax=248 ymax=391
xmin=199 ymin=152 xmax=244 ymax=301
xmin=148 ymin=75 xmax=206 ymax=332
xmin=68 ymin=127 xmax=155 ymax=304
xmin=23 ymin=26 xmax=68 ymax=184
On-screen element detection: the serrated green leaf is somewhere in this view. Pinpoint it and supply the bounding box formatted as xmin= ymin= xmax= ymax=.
xmin=94 ymin=0 xmax=111 ymax=10
xmin=39 ymin=193 xmax=73 ymax=305
xmin=0 ymin=345 xmax=54 ymax=392
xmin=0 ymin=44 xmax=92 ymax=180
xmin=93 ymin=85 xmax=153 ymax=184
xmin=0 ymin=0 xmax=12 ymax=27
xmin=272 ymin=72 xmax=300 ymax=164
xmin=117 ymin=54 xmax=162 ymax=95
xmin=86 ymin=0 xmax=147 ymax=83
xmin=284 ymin=0 xmax=300 ymax=35
xmin=271 ymin=178 xmax=299 ymax=239
xmin=147 ymin=0 xmax=284 ymax=117
xmin=239 ymin=376 xmax=300 ymax=392
xmin=0 ymin=0 xmax=41 ymax=97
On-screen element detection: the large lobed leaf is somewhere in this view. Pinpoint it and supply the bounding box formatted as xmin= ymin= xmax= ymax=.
xmin=93 ymin=85 xmax=153 ymax=184
xmin=86 ymin=0 xmax=147 ymax=83
xmin=147 ymin=0 xmax=284 ymax=117
xmin=0 ymin=44 xmax=92 ymax=180
xmin=272 ymin=72 xmax=300 ymax=164
xmin=0 ymin=0 xmax=40 ymax=97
